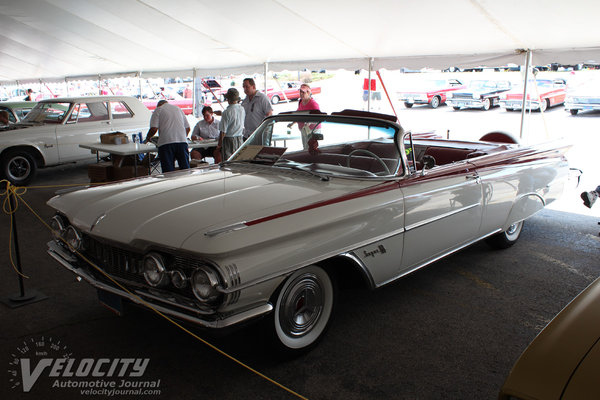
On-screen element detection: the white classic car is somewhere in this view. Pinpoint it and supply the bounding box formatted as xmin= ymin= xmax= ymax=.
xmin=0 ymin=95 xmax=151 ymax=185
xmin=47 ymin=110 xmax=571 ymax=353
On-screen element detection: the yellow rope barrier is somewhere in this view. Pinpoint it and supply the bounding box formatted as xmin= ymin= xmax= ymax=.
xmin=2 ymin=179 xmax=308 ymax=400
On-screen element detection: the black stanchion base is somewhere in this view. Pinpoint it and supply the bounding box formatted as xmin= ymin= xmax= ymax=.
xmin=1 ymin=289 xmax=48 ymax=308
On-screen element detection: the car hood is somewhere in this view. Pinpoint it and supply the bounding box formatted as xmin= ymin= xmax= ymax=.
xmin=500 ymin=278 xmax=600 ymax=399
xmin=48 ymin=165 xmax=371 ymax=252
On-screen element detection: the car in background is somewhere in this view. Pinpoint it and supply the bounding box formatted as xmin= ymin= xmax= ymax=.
xmin=446 ymin=80 xmax=512 ymax=110
xmin=266 ymin=81 xmax=322 ymax=104
xmin=0 ymin=101 xmax=37 ymax=123
xmin=564 ymin=78 xmax=600 ymax=115
xmin=398 ymin=78 xmax=464 ymax=108
xmin=143 ymin=91 xmax=194 ymax=115
xmin=499 ymin=277 xmax=600 ymax=399
xmin=47 ymin=109 xmax=570 ymax=354
xmin=499 ymin=79 xmax=567 ymax=111
xmin=0 ymin=96 xmax=150 ymax=185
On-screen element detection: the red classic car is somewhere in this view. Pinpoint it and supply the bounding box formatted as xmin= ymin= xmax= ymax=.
xmin=398 ymin=78 xmax=464 ymax=108
xmin=499 ymin=79 xmax=567 ymax=111
xmin=143 ymin=88 xmax=194 ymax=115
xmin=266 ymin=81 xmax=322 ymax=104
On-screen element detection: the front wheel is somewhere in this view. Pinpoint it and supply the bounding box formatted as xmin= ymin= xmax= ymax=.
xmin=272 ymin=265 xmax=335 ymax=354
xmin=570 ymin=109 xmax=578 ymax=115
xmin=486 ymin=221 xmax=524 ymax=249
xmin=404 ymin=102 xmax=413 ymax=108
xmin=271 ymin=95 xmax=280 ymax=105
xmin=482 ymin=98 xmax=491 ymax=111
xmin=1 ymin=149 xmax=37 ymax=186
xmin=430 ymin=96 xmax=440 ymax=109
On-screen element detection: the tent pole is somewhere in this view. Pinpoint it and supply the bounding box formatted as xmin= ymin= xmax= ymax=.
xmin=367 ymin=58 xmax=373 ymax=111
xmin=519 ymin=50 xmax=532 ymax=140
xmin=192 ymin=68 xmax=197 ymax=117
xmin=264 ymin=62 xmax=268 ymax=93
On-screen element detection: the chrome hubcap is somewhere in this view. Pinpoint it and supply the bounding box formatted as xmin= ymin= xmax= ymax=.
xmin=8 ymin=156 xmax=31 ymax=180
xmin=279 ymin=274 xmax=323 ymax=337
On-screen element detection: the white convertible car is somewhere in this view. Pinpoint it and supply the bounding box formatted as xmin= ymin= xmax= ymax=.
xmin=0 ymin=95 xmax=150 ymax=185
xmin=47 ymin=110 xmax=571 ymax=353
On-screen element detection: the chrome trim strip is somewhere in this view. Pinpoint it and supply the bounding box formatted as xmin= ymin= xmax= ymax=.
xmin=375 ymin=228 xmax=502 ymax=288
xmin=405 ymin=203 xmax=480 ymax=232
xmin=204 ymin=222 xmax=248 ymax=237
xmin=47 ymin=243 xmax=272 ymax=329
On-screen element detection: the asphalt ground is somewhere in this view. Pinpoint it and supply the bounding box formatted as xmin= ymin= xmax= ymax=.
xmin=1 ymin=157 xmax=599 ymax=400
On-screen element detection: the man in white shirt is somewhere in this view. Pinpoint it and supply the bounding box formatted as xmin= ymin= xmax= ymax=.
xmin=144 ymin=100 xmax=190 ymax=172
xmin=190 ymin=106 xmax=220 ymax=161
xmin=241 ymin=78 xmax=272 ymax=139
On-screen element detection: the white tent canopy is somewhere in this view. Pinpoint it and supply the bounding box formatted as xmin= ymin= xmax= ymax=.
xmin=1 ymin=0 xmax=599 ymax=84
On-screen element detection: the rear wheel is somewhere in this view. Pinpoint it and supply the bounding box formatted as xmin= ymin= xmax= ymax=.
xmin=486 ymin=221 xmax=524 ymax=249
xmin=272 ymin=265 xmax=335 ymax=354
xmin=1 ymin=149 xmax=37 ymax=186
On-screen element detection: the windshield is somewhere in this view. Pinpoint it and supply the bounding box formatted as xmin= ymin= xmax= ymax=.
xmin=228 ymin=115 xmax=402 ymax=178
xmin=22 ymin=102 xmax=72 ymax=124
xmin=468 ymin=80 xmax=497 ymax=90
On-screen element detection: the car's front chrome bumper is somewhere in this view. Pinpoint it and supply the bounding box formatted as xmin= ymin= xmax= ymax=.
xmin=447 ymin=99 xmax=485 ymax=109
xmin=500 ymin=100 xmax=541 ymax=110
xmin=47 ymin=241 xmax=273 ymax=329
xmin=564 ymin=101 xmax=600 ymax=111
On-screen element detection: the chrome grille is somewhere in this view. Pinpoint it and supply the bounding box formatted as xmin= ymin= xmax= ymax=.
xmin=452 ymin=93 xmax=473 ymax=99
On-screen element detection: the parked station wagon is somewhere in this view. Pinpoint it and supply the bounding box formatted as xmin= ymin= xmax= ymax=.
xmin=0 ymin=96 xmax=150 ymax=185
xmin=47 ymin=110 xmax=571 ymax=353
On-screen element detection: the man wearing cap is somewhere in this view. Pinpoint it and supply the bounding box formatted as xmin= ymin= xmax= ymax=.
xmin=218 ymin=88 xmax=245 ymax=161
xmin=144 ymin=99 xmax=190 ymax=172
xmin=241 ymin=78 xmax=272 ymax=139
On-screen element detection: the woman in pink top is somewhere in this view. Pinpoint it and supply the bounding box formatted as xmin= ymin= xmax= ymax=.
xmin=297 ymin=83 xmax=320 ymax=111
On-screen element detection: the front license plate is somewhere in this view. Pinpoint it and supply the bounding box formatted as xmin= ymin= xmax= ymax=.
xmin=97 ymin=289 xmax=124 ymax=316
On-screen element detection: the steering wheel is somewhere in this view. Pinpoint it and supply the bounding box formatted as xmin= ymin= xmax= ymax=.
xmin=346 ymin=149 xmax=391 ymax=175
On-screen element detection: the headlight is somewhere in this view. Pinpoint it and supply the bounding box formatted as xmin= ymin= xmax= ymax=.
xmin=143 ymin=253 xmax=170 ymax=287
xmin=50 ymin=215 xmax=67 ymax=239
xmin=447 ymin=92 xmax=453 ymax=99
xmin=170 ymin=270 xmax=187 ymax=289
xmin=472 ymin=93 xmax=480 ymax=99
xmin=191 ymin=267 xmax=222 ymax=304
xmin=64 ymin=226 xmax=83 ymax=251
xmin=499 ymin=94 xmax=507 ymax=100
